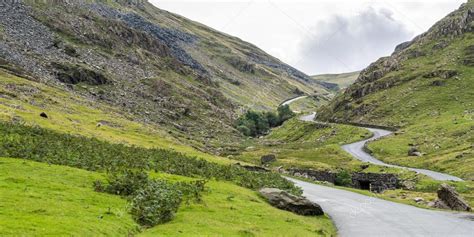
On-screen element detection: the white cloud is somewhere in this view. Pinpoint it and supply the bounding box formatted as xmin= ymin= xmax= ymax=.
xmin=151 ymin=0 xmax=466 ymax=74
xmin=296 ymin=7 xmax=414 ymax=74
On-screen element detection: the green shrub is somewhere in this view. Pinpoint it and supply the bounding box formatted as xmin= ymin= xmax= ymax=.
xmin=131 ymin=180 xmax=182 ymax=227
xmin=0 ymin=122 xmax=300 ymax=195
xmin=102 ymin=170 xmax=149 ymax=196
xmin=335 ymin=170 xmax=352 ymax=186
xmin=236 ymin=105 xmax=295 ymax=137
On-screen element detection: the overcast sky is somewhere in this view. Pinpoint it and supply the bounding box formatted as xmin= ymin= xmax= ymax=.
xmin=151 ymin=0 xmax=465 ymax=75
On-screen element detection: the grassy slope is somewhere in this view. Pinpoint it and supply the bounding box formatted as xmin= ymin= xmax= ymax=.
xmin=0 ymin=157 xmax=336 ymax=236
xmin=0 ymin=70 xmax=230 ymax=165
xmin=351 ymin=35 xmax=472 ymax=179
xmin=144 ymin=180 xmax=335 ymax=236
xmin=0 ymin=70 xmax=337 ymax=236
xmin=235 ymin=117 xmax=371 ymax=171
xmin=0 ymin=157 xmax=138 ymax=235
xmin=312 ymin=71 xmax=360 ymax=90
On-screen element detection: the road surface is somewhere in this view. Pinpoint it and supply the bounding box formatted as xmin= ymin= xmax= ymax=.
xmin=281 ymin=96 xmax=307 ymax=106
xmin=290 ymin=178 xmax=474 ymax=237
xmin=281 ymin=100 xmax=472 ymax=236
xmin=301 ymin=112 xmax=463 ymax=181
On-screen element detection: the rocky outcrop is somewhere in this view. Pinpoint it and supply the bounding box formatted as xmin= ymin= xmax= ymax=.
xmin=260 ymin=154 xmax=276 ymax=165
xmin=436 ymin=184 xmax=471 ymax=211
xmin=259 ymin=188 xmax=324 ymax=216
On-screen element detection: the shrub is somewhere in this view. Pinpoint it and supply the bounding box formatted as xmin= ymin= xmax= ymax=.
xmin=130 ymin=180 xmax=182 ymax=227
xmin=103 ymin=170 xmax=149 ymax=196
xmin=277 ymin=104 xmax=295 ymax=123
xmin=0 ymin=122 xmax=300 ymax=195
xmin=235 ymin=105 xmax=296 ymax=137
xmin=335 ymin=170 xmax=352 ymax=186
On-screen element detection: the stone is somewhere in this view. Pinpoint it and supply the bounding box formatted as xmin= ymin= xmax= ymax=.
xmin=414 ymin=197 xmax=424 ymax=203
xmin=259 ymin=188 xmax=324 ymax=216
xmin=401 ymin=180 xmax=416 ymax=190
xmin=428 ymin=200 xmax=450 ymax=210
xmin=408 ymin=147 xmax=423 ymax=157
xmin=260 ymin=154 xmax=277 ymax=165
xmin=40 ymin=112 xmax=48 ymax=119
xmin=437 ymin=184 xmax=471 ymax=211
xmin=431 ymin=80 xmax=446 ymax=86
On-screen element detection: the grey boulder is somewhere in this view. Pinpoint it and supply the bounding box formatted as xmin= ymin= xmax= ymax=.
xmin=259 ymin=188 xmax=324 ymax=216
xmin=436 ymin=184 xmax=471 ymax=211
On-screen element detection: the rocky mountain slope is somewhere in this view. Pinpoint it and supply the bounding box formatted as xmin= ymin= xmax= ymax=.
xmin=318 ymin=1 xmax=474 ymax=179
xmin=0 ymin=0 xmax=329 ymax=153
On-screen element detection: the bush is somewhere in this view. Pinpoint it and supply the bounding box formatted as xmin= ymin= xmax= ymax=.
xmin=277 ymin=104 xmax=295 ymax=123
xmin=102 ymin=170 xmax=149 ymax=196
xmin=0 ymin=122 xmax=300 ymax=195
xmin=130 ymin=180 xmax=182 ymax=227
xmin=236 ymin=105 xmax=296 ymax=137
xmin=335 ymin=170 xmax=352 ymax=186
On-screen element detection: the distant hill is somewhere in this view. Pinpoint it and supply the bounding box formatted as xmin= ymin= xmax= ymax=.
xmin=318 ymin=1 xmax=474 ymax=179
xmin=312 ymin=71 xmax=360 ymax=90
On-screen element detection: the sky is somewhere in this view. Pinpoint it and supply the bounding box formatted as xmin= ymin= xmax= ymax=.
xmin=150 ymin=0 xmax=466 ymax=75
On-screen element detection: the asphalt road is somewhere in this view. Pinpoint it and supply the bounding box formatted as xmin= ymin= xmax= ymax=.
xmin=283 ymin=101 xmax=472 ymax=236
xmin=289 ymin=178 xmax=474 ymax=237
xmin=300 ymin=112 xmax=463 ymax=181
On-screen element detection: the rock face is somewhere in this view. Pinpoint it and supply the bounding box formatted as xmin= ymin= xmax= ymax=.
xmin=260 ymin=154 xmax=276 ymax=165
xmin=436 ymin=184 xmax=471 ymax=211
xmin=259 ymin=188 xmax=324 ymax=216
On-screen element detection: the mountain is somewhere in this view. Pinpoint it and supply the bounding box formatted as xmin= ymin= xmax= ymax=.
xmin=0 ymin=0 xmax=329 ymax=153
xmin=0 ymin=1 xmax=338 ymax=235
xmin=318 ymin=1 xmax=474 ymax=179
xmin=312 ymin=71 xmax=360 ymax=91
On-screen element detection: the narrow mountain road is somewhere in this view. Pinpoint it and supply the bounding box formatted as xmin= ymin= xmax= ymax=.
xmin=281 ymin=97 xmax=472 ymax=236
xmin=300 ymin=112 xmax=463 ymax=181
xmin=289 ymin=177 xmax=474 ymax=237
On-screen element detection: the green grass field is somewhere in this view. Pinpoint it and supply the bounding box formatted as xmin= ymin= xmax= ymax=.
xmin=0 ymin=157 xmax=336 ymax=236
xmin=235 ymin=117 xmax=371 ymax=171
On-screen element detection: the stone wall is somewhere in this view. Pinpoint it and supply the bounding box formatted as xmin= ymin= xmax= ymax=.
xmin=351 ymin=173 xmax=398 ymax=193
xmin=285 ymin=168 xmax=337 ymax=184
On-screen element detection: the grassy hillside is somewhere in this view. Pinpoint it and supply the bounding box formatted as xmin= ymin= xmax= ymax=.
xmin=235 ymin=117 xmax=371 ymax=171
xmin=0 ymin=158 xmax=335 ymax=236
xmin=318 ymin=1 xmax=474 ymax=180
xmin=0 ymin=157 xmax=138 ymax=235
xmin=0 ymin=1 xmax=329 ymax=152
xmin=312 ymin=71 xmax=360 ymax=90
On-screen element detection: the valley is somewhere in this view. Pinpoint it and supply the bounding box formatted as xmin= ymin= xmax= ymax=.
xmin=1 ymin=0 xmax=474 ymax=236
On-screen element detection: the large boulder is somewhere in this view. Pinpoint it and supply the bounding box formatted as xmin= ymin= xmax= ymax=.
xmin=437 ymin=184 xmax=471 ymax=211
xmin=260 ymin=154 xmax=276 ymax=165
xmin=259 ymin=188 xmax=324 ymax=216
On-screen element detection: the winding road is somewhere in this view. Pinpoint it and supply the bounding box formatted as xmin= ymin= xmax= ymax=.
xmin=282 ymin=96 xmax=472 ymax=236
xmin=301 ymin=112 xmax=463 ymax=181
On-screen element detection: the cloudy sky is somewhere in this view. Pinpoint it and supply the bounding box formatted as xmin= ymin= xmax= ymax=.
xmin=151 ymin=0 xmax=465 ymax=75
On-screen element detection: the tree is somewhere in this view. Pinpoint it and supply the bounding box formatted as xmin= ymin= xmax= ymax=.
xmin=277 ymin=105 xmax=295 ymax=125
